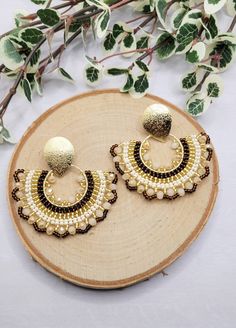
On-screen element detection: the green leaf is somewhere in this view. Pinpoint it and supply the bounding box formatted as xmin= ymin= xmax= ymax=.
xmin=31 ymin=0 xmax=47 ymax=4
xmin=207 ymin=82 xmax=220 ymax=97
xmin=210 ymin=43 xmax=234 ymax=71
xmin=19 ymin=28 xmax=43 ymax=45
xmin=58 ymin=67 xmax=74 ymax=82
xmin=0 ymin=36 xmax=24 ymax=70
xmin=188 ymin=12 xmax=202 ymax=19
xmin=112 ymin=23 xmax=125 ymax=39
xmin=132 ymin=74 xmax=149 ymax=97
xmin=182 ymin=71 xmax=197 ymax=91
xmin=186 ymin=94 xmax=210 ymax=116
xmin=197 ymin=63 xmax=218 ymax=72
xmin=186 ymin=42 xmax=206 ymax=63
xmin=203 ymin=74 xmax=223 ymax=97
xmin=135 ymin=60 xmax=149 ymax=72
xmin=155 ymin=0 xmax=168 ymax=28
xmin=85 ymin=65 xmax=102 ymax=86
xmin=37 ymin=9 xmax=60 ymax=27
xmin=120 ymin=33 xmax=136 ymax=57
xmin=204 ymin=15 xmax=218 ymax=40
xmin=204 ymin=0 xmax=227 ymax=14
xmin=28 ymin=49 xmax=41 ymax=73
xmin=96 ymin=10 xmax=110 ymax=38
xmin=103 ymin=32 xmax=117 ymax=52
xmin=85 ymin=55 xmax=98 ymax=66
xmin=14 ymin=10 xmax=31 ymax=27
xmin=86 ymin=0 xmax=109 ymax=9
xmin=123 ymin=33 xmax=135 ymax=48
xmin=68 ymin=18 xmax=82 ymax=33
xmin=21 ymin=79 xmax=32 ymax=102
xmin=176 ymin=23 xmax=198 ymax=46
xmin=107 ymin=68 xmax=128 ymax=75
xmin=156 ymin=32 xmax=176 ymax=59
xmin=136 ymin=36 xmax=149 ymax=50
xmin=121 ymin=73 xmax=134 ymax=92
xmin=170 ymin=8 xmax=187 ymax=30
xmin=0 ymin=125 xmax=15 ymax=144
xmin=34 ymin=75 xmax=43 ymax=96
xmin=216 ymin=33 xmax=236 ymax=46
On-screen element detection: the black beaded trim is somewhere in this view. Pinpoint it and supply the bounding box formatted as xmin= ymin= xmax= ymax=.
xmin=12 ymin=187 xmax=20 ymax=201
xmin=115 ymin=162 xmax=124 ymax=175
xmin=200 ymin=167 xmax=210 ymax=180
xmin=97 ymin=209 xmax=108 ymax=222
xmin=206 ymin=148 xmax=213 ymax=161
xmin=110 ymin=144 xmax=118 ymax=157
xmin=133 ymin=139 xmax=190 ymax=179
xmin=13 ymin=169 xmax=25 ymax=182
xmin=164 ymin=194 xmax=179 ymax=200
xmin=111 ymin=173 xmax=118 ymax=184
xmin=184 ymin=183 xmax=198 ymax=193
xmin=143 ymin=191 xmax=157 ymax=200
xmin=108 ymin=190 xmax=118 ymax=204
xmin=18 ymin=207 xmax=29 ymax=220
xmin=37 ymin=170 xmax=94 ymax=213
xmin=200 ymin=132 xmax=211 ymax=144
xmin=125 ymin=180 xmax=137 ymax=191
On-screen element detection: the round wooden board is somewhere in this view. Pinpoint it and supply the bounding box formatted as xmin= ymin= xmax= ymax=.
xmin=8 ymin=89 xmax=219 ymax=289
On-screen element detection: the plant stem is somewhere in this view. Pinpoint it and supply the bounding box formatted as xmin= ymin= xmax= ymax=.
xmin=99 ymin=48 xmax=150 ymax=63
xmin=0 ymin=0 xmax=83 ymax=39
xmin=0 ymin=0 xmax=134 ymax=120
xmin=227 ymin=14 xmax=236 ymax=32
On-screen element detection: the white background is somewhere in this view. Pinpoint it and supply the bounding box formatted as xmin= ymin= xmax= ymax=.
xmin=0 ymin=2 xmax=236 ymax=327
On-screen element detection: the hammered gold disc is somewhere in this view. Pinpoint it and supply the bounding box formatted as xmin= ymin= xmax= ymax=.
xmin=43 ymin=136 xmax=74 ymax=176
xmin=143 ymin=104 xmax=172 ymax=138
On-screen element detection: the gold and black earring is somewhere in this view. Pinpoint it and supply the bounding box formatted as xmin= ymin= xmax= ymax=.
xmin=12 ymin=137 xmax=118 ymax=237
xmin=110 ymin=104 xmax=213 ymax=200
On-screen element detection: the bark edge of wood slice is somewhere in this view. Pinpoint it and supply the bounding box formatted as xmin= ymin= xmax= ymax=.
xmin=7 ymin=89 xmax=219 ymax=289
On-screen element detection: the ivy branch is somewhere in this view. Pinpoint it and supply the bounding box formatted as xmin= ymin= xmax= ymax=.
xmin=0 ymin=0 xmax=236 ymax=144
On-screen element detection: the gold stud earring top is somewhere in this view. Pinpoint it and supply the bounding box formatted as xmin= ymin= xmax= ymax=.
xmin=142 ymin=104 xmax=172 ymax=139
xmin=43 ymin=136 xmax=75 ymax=176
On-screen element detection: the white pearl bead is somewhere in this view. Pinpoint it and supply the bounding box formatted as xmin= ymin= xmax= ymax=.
xmin=68 ymin=226 xmax=76 ymax=235
xmin=46 ymin=225 xmax=54 ymax=235
xmin=103 ymin=202 xmax=111 ymax=210
xmin=38 ymin=220 xmax=46 ymax=229
xmin=28 ymin=215 xmax=37 ymax=224
xmin=128 ymin=179 xmax=137 ymax=187
xmin=110 ymin=184 xmax=117 ymax=190
xmin=89 ymin=218 xmax=97 ymax=226
xmin=157 ymin=191 xmax=164 ymax=200
xmin=58 ymin=226 xmax=65 ymax=235
xmin=79 ymin=223 xmax=87 ymax=230
xmin=96 ymin=209 xmax=103 ymax=218
xmin=113 ymin=156 xmax=121 ymax=163
xmin=146 ymin=188 xmax=155 ymax=196
xmin=167 ymin=188 xmax=175 ymax=197
xmin=185 ymin=182 xmax=193 ymax=189
xmin=137 ymin=185 xmax=145 ymax=193
xmin=177 ymin=188 xmax=185 ymax=197
xmin=23 ymin=207 xmax=31 ymax=216
xmin=114 ymin=146 xmax=122 ymax=154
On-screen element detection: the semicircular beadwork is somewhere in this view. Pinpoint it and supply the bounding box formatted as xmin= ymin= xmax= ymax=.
xmin=110 ymin=132 xmax=212 ymax=200
xmin=12 ymin=169 xmax=118 ymax=238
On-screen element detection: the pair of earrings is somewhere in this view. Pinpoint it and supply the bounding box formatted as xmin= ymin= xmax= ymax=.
xmin=12 ymin=104 xmax=213 ymax=238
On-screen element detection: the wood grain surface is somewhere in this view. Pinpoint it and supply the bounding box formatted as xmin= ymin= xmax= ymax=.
xmin=7 ymin=89 xmax=219 ymax=289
